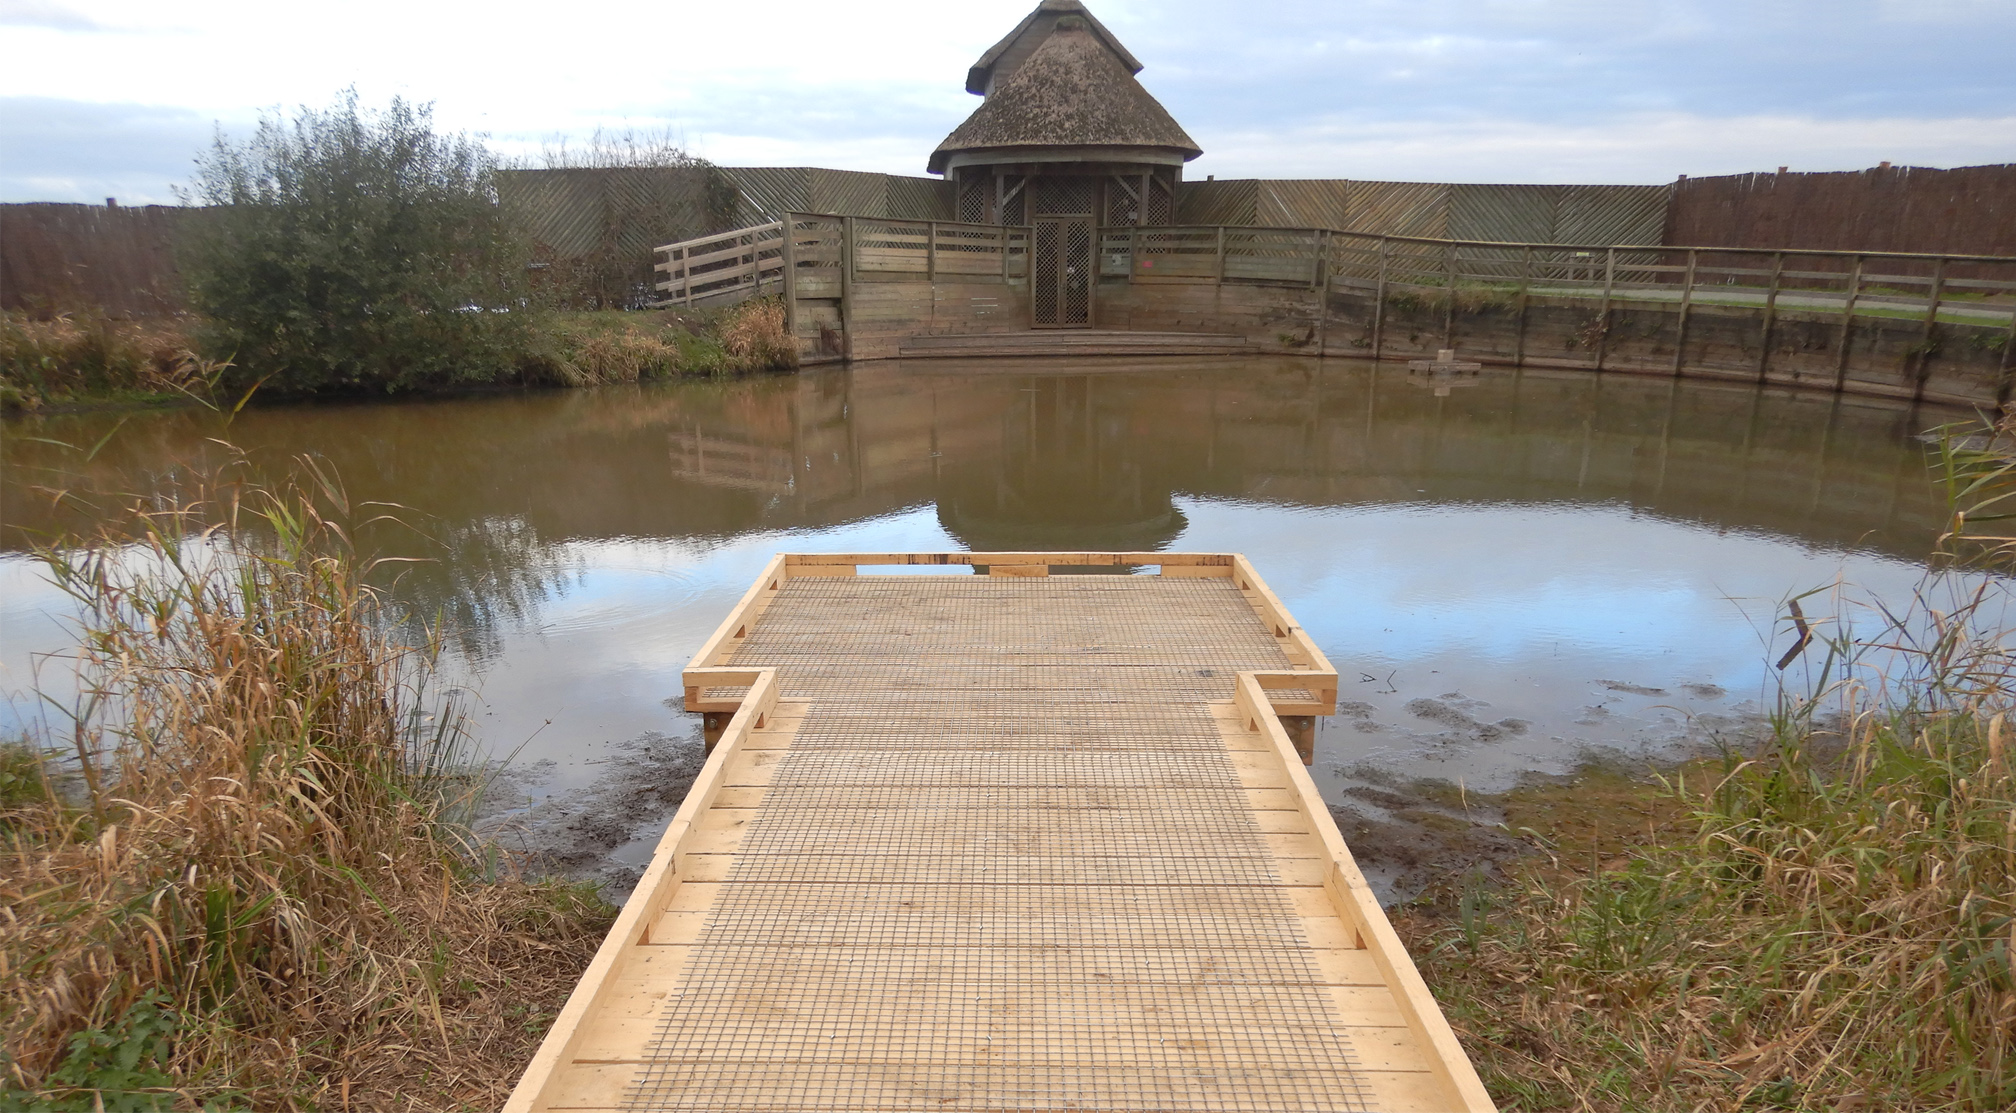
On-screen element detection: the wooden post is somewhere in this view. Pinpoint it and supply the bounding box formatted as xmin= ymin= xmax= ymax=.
xmin=840 ymin=216 xmax=856 ymax=361
xmin=927 ymin=221 xmax=937 ymax=283
xmin=1000 ymin=225 xmax=1010 ymax=281
xmin=1594 ymin=246 xmax=1616 ymax=371
xmin=1914 ymin=258 xmax=1947 ymax=401
xmin=1833 ymin=254 xmax=1862 ymax=392
xmin=1514 ymin=244 xmax=1531 ymax=368
xmin=1997 ymin=306 xmax=2016 ymax=408
xmin=1129 ymin=224 xmax=1140 ymax=285
xmin=680 ymin=244 xmax=693 ymax=307
xmin=1215 ymin=226 xmax=1227 ymax=285
xmin=1755 ymin=251 xmax=1784 ymax=382
xmin=1441 ymin=243 xmax=1457 ymax=349
xmin=1314 ymin=229 xmax=1330 ymax=354
xmin=1671 ymin=248 xmax=1697 ymax=376
xmin=779 ymin=215 xmax=799 ymax=341
xmin=1371 ymin=237 xmax=1390 ymax=361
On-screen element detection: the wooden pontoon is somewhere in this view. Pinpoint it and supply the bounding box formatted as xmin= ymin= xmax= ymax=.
xmin=504 ymin=553 xmax=1497 ymax=1113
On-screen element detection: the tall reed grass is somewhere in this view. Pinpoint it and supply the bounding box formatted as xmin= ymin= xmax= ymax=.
xmin=1404 ymin=413 xmax=2016 ymax=1111
xmin=0 ymin=312 xmax=224 ymax=412
xmin=0 ymin=461 xmax=611 ymax=1110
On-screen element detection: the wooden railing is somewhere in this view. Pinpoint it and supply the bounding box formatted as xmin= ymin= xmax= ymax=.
xmin=652 ymin=221 xmax=785 ymax=305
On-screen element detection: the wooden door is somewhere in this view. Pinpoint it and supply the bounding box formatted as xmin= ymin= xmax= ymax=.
xmin=1032 ymin=217 xmax=1094 ymax=327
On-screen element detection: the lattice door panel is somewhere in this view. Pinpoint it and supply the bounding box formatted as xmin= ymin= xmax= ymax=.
xmin=1062 ymin=220 xmax=1092 ymax=325
xmin=1033 ymin=221 xmax=1062 ymax=326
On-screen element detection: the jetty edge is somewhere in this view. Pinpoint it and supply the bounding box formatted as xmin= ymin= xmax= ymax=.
xmin=504 ymin=552 xmax=1497 ymax=1113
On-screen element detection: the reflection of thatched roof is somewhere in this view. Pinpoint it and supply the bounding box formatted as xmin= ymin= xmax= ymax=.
xmin=966 ymin=0 xmax=1141 ymax=95
xmin=929 ymin=24 xmax=1201 ymax=174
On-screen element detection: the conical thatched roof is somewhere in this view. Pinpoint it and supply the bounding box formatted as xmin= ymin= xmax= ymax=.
xmin=966 ymin=0 xmax=1141 ymax=95
xmin=929 ymin=22 xmax=1201 ymax=175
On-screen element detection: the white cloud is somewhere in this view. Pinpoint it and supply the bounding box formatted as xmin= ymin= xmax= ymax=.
xmin=1189 ymin=113 xmax=2016 ymax=184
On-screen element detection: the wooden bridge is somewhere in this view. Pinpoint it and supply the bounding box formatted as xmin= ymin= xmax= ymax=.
xmin=505 ymin=553 xmax=1496 ymax=1113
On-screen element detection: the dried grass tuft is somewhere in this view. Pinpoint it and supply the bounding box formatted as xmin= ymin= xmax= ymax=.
xmin=0 ymin=312 xmax=226 ymax=411
xmin=718 ymin=297 xmax=797 ymax=373
xmin=1 ymin=460 xmax=613 ymax=1110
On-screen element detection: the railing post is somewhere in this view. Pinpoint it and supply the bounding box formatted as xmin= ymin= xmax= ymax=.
xmin=841 ymin=216 xmax=856 ymax=361
xmin=681 ymin=244 xmax=693 ymax=307
xmin=1129 ymin=224 xmax=1140 ymax=285
xmin=1672 ymin=248 xmax=1697 ymax=377
xmin=1998 ymin=304 xmax=2016 ymax=409
xmin=1314 ymin=229 xmax=1330 ymax=354
xmin=1215 ymin=226 xmax=1227 ymax=285
xmin=1914 ymin=257 xmax=1947 ymax=401
xmin=927 ymin=221 xmax=937 ymax=283
xmin=1595 ymin=246 xmax=1616 ymax=371
xmin=779 ymin=215 xmax=799 ymax=341
xmin=1514 ymin=244 xmax=1532 ymax=368
xmin=1756 ymin=251 xmax=1784 ymax=383
xmin=1834 ymin=254 xmax=1862 ymax=392
xmin=1442 ymin=242 xmax=1457 ymax=349
xmin=1371 ymin=237 xmax=1390 ymax=361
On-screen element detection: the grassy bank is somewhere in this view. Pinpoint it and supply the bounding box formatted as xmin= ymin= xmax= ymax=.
xmin=1394 ymin=423 xmax=2016 ymax=1111
xmin=0 ymin=299 xmax=796 ymax=413
xmin=0 ymin=468 xmax=615 ymax=1110
xmin=1400 ymin=702 xmax=2015 ymax=1111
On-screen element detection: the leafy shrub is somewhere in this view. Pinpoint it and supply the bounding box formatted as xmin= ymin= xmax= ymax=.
xmin=181 ymin=91 xmax=530 ymax=395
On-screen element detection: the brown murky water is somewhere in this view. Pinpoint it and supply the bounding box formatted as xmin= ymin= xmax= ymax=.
xmin=0 ymin=356 xmax=1972 ymax=888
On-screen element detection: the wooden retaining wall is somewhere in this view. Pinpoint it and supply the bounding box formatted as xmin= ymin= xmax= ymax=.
xmin=779 ymin=215 xmax=2016 ymax=406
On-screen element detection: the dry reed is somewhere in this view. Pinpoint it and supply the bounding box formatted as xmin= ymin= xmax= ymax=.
xmin=1403 ymin=413 xmax=2016 ymax=1111
xmin=0 ymin=461 xmax=612 ymax=1110
xmin=0 ymin=312 xmax=224 ymax=411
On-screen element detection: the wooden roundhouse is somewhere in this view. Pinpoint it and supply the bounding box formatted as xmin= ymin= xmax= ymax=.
xmin=930 ymin=0 xmax=1202 ymax=326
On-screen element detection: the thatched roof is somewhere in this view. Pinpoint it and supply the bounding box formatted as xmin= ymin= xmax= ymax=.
xmin=966 ymin=0 xmax=1141 ymax=96
xmin=930 ymin=21 xmax=1201 ymax=174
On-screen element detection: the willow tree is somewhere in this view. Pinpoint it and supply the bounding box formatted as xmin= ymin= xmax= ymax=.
xmin=183 ymin=91 xmax=530 ymax=395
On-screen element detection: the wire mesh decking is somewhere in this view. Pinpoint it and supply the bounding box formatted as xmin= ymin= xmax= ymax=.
xmin=505 ymin=554 xmax=1496 ymax=1113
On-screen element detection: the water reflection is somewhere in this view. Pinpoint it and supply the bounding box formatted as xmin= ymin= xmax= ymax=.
xmin=1 ymin=357 xmax=1964 ymax=808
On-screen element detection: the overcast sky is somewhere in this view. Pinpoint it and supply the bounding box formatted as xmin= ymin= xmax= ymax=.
xmin=2 ymin=0 xmax=2012 ymax=205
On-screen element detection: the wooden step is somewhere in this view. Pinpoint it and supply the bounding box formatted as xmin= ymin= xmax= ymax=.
xmin=899 ymin=330 xmax=1258 ymax=358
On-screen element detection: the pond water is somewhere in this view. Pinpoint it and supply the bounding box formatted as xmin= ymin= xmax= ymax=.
xmin=0 ymin=357 xmax=1969 ymax=886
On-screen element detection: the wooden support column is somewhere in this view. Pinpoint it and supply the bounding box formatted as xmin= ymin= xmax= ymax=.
xmin=1914 ymin=258 xmax=1947 ymax=402
xmin=1215 ymin=226 xmax=1227 ymax=285
xmin=927 ymin=221 xmax=937 ymax=283
xmin=1314 ymin=229 xmax=1330 ymax=354
xmin=1594 ymin=246 xmax=1616 ymax=371
xmin=1514 ymin=244 xmax=1532 ymax=368
xmin=1833 ymin=255 xmax=1862 ymax=392
xmin=1998 ymin=306 xmax=2016 ymax=408
xmin=779 ymin=216 xmax=798 ymax=340
xmin=1442 ymin=243 xmax=1457 ymax=349
xmin=1671 ymin=248 xmax=1697 ymax=376
xmin=680 ymin=244 xmax=693 ymax=307
xmin=1755 ymin=251 xmax=1784 ymax=383
xmin=840 ymin=216 xmax=856 ymax=361
xmin=1371 ymin=238 xmax=1390 ymax=361
xmin=1129 ymin=224 xmax=1140 ymax=285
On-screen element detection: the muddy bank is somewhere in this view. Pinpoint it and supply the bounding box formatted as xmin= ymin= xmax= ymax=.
xmin=481 ymin=726 xmax=708 ymax=899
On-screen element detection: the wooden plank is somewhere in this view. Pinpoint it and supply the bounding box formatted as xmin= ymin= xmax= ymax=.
xmin=502 ymin=670 xmax=779 ymax=1113
xmin=1230 ymin=673 xmax=1498 ymax=1113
